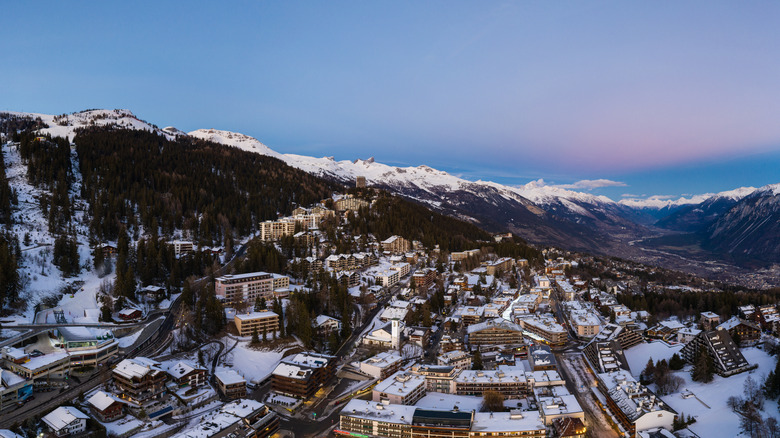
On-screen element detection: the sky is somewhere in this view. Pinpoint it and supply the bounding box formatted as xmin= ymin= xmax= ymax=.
xmin=2 ymin=1 xmax=780 ymax=201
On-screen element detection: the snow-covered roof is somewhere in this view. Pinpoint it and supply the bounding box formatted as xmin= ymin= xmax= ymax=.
xmin=373 ymin=371 xmax=425 ymax=397
xmin=165 ymin=361 xmax=205 ymax=379
xmin=87 ymin=391 xmax=122 ymax=411
xmin=169 ymin=399 xmax=267 ymax=438
xmin=718 ymin=316 xmax=758 ymax=331
xmin=215 ymin=370 xmax=245 ymax=385
xmin=467 ymin=317 xmax=523 ymax=335
xmin=113 ymin=357 xmax=162 ymax=380
xmin=340 ymin=399 xmax=416 ymax=425
xmin=42 ymin=406 xmax=89 ymax=431
xmin=0 ymin=369 xmax=25 ymax=387
xmin=234 ymin=310 xmax=279 ymax=321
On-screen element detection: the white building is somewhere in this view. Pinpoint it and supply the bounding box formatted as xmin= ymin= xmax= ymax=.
xmin=42 ymin=406 xmax=89 ymax=437
xmin=359 ymin=351 xmax=404 ymax=380
xmin=372 ymin=370 xmax=426 ymax=405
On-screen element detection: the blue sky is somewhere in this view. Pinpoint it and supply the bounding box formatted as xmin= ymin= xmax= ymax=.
xmin=2 ymin=2 xmax=780 ymax=200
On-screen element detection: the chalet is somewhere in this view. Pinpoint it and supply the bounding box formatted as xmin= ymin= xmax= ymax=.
xmin=112 ymin=357 xmax=167 ymax=404
xmin=646 ymin=320 xmax=684 ymax=342
xmin=118 ymin=308 xmax=142 ymax=321
xmin=314 ymin=315 xmax=342 ymax=334
xmin=717 ymin=317 xmax=761 ymax=346
xmin=87 ymin=391 xmax=125 ymax=422
xmin=757 ymin=305 xmax=780 ymax=331
xmin=164 ymin=361 xmax=207 ymax=388
xmin=42 ymin=406 xmax=89 ymax=437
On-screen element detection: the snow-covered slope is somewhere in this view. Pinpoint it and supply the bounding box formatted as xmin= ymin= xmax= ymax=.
xmin=188 ymin=128 xmax=284 ymax=160
xmin=187 ymin=129 xmax=620 ymax=213
xmin=187 ymin=128 xmax=646 ymax=253
xmin=5 ymin=109 xmax=176 ymax=141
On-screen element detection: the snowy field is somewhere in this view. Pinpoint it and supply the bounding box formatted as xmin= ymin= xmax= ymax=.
xmin=625 ymin=346 xmax=776 ymax=438
xmin=218 ymin=341 xmax=287 ymax=384
xmin=624 ymin=341 xmax=684 ymax=377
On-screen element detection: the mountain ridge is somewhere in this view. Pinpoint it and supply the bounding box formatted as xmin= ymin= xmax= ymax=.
xmin=5 ymin=109 xmax=780 ymax=284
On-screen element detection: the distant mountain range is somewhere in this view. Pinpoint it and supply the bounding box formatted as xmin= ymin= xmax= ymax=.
xmin=5 ymin=109 xmax=780 ymax=284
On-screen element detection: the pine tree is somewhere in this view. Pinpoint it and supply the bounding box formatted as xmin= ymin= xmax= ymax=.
xmin=692 ymin=348 xmax=714 ymax=383
xmin=473 ymin=349 xmax=483 ymax=370
xmin=251 ymin=327 xmax=260 ymax=344
xmin=669 ymin=353 xmax=685 ymax=370
xmin=641 ymin=358 xmax=656 ymax=384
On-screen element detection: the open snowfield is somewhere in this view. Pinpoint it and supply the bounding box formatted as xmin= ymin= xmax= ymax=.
xmin=660 ymin=347 xmax=774 ymax=438
xmin=624 ymin=341 xmax=684 ymax=377
xmin=219 ymin=341 xmax=287 ymax=384
xmin=623 ymin=342 xmax=779 ymax=437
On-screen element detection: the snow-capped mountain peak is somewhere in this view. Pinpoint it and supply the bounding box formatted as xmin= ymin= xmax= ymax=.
xmin=187 ymin=128 xmax=282 ymax=159
xmin=618 ymin=186 xmax=758 ymax=209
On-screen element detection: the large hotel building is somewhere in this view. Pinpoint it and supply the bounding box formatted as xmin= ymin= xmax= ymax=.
xmin=215 ymin=272 xmax=290 ymax=303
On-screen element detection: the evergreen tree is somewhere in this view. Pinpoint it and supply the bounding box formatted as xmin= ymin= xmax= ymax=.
xmin=641 ymin=358 xmax=656 ymax=384
xmin=764 ymin=355 xmax=780 ymax=399
xmin=472 ymin=349 xmax=483 ymax=370
xmin=691 ymin=348 xmax=714 ymax=383
xmin=669 ymin=353 xmax=685 ymax=370
xmin=251 ymin=327 xmax=260 ymax=344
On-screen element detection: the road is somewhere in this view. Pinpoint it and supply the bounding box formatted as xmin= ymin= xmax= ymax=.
xmin=555 ymin=351 xmax=618 ymax=438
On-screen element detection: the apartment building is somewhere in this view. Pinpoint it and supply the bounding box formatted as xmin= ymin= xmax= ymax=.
xmin=700 ymin=311 xmax=720 ymax=330
xmin=112 ymin=357 xmax=168 ymax=405
xmin=437 ymin=350 xmax=472 ymax=371
xmin=335 ymin=196 xmax=370 ymax=212
xmin=234 ymin=311 xmax=280 ymax=337
xmin=170 ymin=240 xmax=194 ymax=257
xmin=376 ymin=270 xmax=400 ymax=288
xmin=338 ymin=400 xmax=547 ymax=438
xmin=215 ymin=272 xmax=290 ymax=303
xmin=260 ymin=219 xmax=296 ymax=241
xmin=215 ymin=370 xmax=247 ymax=400
xmin=271 ymin=352 xmax=336 ymax=399
xmin=382 ymin=235 xmax=411 ymax=254
xmin=451 ymin=249 xmax=480 ymax=262
xmin=412 ymin=268 xmax=437 ymax=290
xmin=520 ymin=315 xmax=567 ymax=348
xmin=454 ymin=369 xmax=528 ymax=398
xmin=484 ymin=257 xmax=515 ymax=276
xmin=679 ymin=329 xmax=754 ymax=377
xmin=467 ymin=318 xmax=525 ymax=346
xmin=372 ymin=371 xmax=427 ymax=405
xmin=360 ymin=351 xmax=404 ymax=380
xmin=597 ymin=371 xmax=676 ymax=438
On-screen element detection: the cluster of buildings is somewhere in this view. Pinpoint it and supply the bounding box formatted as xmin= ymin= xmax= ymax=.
xmin=0 ymin=327 xmax=120 ymax=411
xmin=259 ymin=206 xmax=335 ymax=241
xmin=26 ymin=351 xmax=281 ymax=438
xmin=341 ymin=343 xmax=587 ymax=438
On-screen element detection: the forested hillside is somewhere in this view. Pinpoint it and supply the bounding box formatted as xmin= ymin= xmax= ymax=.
xmin=73 ymin=128 xmax=338 ymax=245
